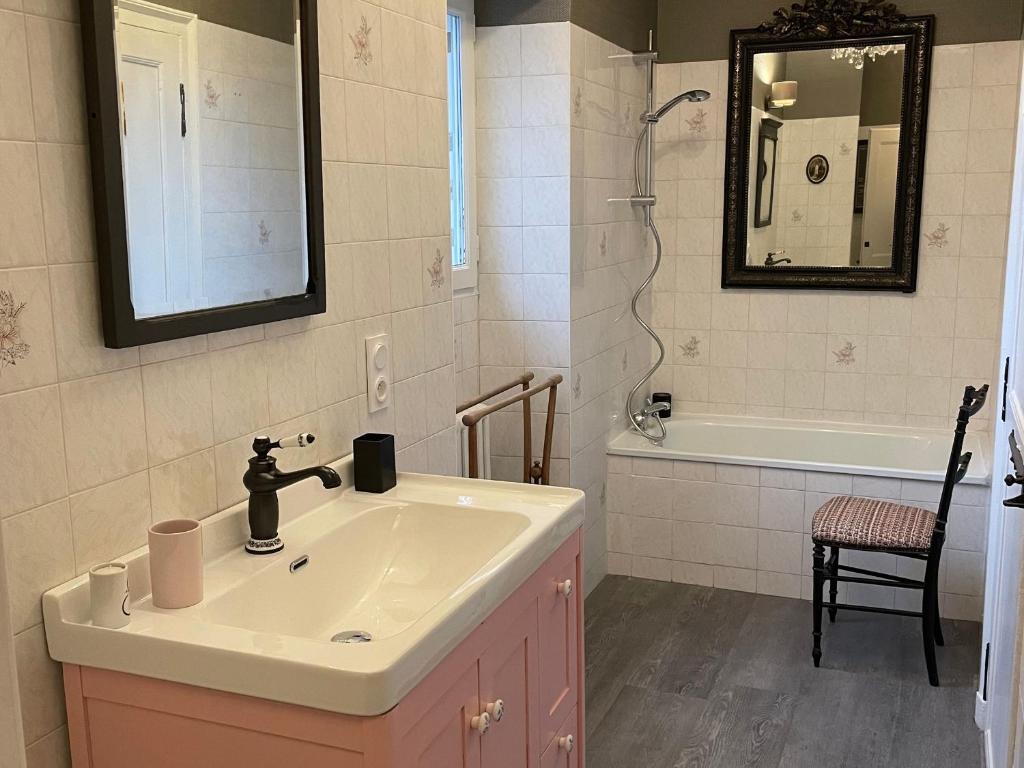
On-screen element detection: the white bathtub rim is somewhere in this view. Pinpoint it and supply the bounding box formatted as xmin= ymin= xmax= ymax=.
xmin=607 ymin=414 xmax=992 ymax=485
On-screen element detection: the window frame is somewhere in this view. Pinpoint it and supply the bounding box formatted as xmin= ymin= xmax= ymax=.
xmin=447 ymin=0 xmax=478 ymax=292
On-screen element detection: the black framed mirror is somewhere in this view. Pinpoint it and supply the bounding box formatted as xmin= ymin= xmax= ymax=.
xmin=81 ymin=0 xmax=325 ymax=348
xmin=723 ymin=1 xmax=933 ymax=292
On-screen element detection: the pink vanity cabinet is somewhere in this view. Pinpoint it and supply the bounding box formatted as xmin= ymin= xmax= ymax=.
xmin=62 ymin=531 xmax=584 ymax=767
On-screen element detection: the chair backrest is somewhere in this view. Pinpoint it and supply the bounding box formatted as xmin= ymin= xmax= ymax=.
xmin=935 ymin=384 xmax=989 ymax=530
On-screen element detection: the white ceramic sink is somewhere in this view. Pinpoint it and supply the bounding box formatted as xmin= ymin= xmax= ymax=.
xmin=200 ymin=502 xmax=531 ymax=641
xmin=43 ymin=462 xmax=585 ymax=716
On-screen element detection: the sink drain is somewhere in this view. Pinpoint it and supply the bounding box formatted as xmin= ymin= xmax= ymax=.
xmin=331 ymin=630 xmax=372 ymax=644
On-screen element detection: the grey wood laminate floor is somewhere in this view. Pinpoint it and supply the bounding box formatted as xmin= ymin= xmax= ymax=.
xmin=584 ymin=576 xmax=983 ymax=768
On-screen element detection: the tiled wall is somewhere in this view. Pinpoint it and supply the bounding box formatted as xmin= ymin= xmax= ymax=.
xmin=474 ymin=21 xmax=573 ymax=486
xmin=198 ymin=21 xmax=306 ymax=306
xmin=607 ymin=455 xmax=989 ymax=620
xmin=0 ymin=0 xmax=453 ymax=763
xmin=650 ymin=42 xmax=1019 ymax=431
xmin=770 ymin=115 xmax=861 ymax=267
xmin=473 ymin=22 xmax=654 ymax=589
xmin=454 ymin=291 xmax=480 ymax=405
xmin=569 ymin=26 xmax=653 ymax=592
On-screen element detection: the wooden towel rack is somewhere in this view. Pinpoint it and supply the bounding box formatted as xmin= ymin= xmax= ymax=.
xmin=457 ymin=372 xmax=563 ymax=484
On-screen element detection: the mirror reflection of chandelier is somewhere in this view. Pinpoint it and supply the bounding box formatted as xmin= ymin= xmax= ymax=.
xmin=831 ymin=44 xmax=901 ymax=69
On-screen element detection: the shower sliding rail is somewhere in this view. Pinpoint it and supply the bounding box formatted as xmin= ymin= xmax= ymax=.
xmin=609 ymin=43 xmax=711 ymax=445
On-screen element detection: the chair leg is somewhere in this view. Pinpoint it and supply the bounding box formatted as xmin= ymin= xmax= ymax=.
xmin=812 ymin=542 xmax=824 ymax=668
xmin=922 ymin=578 xmax=940 ymax=687
xmin=933 ymin=589 xmax=944 ymax=647
xmin=828 ymin=546 xmax=839 ymax=623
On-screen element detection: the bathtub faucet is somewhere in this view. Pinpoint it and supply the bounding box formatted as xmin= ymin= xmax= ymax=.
xmin=632 ymin=401 xmax=670 ymax=444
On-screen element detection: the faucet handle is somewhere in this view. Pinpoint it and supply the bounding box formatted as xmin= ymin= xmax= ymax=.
xmin=278 ymin=433 xmax=316 ymax=449
xmin=252 ymin=433 xmax=316 ymax=457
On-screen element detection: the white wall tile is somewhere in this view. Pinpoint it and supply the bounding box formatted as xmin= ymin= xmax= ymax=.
xmin=61 ymin=369 xmax=148 ymax=492
xmin=0 ymin=142 xmax=45 ymax=267
xmin=15 ymin=624 xmax=64 ymax=744
xmin=69 ymin=471 xmax=151 ymax=573
xmin=2 ymin=500 xmax=73 ymax=633
xmin=142 ymin=356 xmax=214 ymax=465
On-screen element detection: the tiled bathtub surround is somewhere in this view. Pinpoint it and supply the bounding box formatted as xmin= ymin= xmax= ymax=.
xmin=607 ymin=455 xmax=988 ymax=621
xmin=0 ymin=1 xmax=454 ymax=763
xmin=473 ymin=22 xmax=653 ymax=589
xmin=650 ymin=42 xmax=1019 ymax=432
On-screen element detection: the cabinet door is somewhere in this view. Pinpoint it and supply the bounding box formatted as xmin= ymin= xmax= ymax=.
xmin=479 ymin=602 xmax=540 ymax=768
xmin=540 ymin=707 xmax=579 ymax=768
xmin=398 ymin=662 xmax=482 ymax=768
xmin=537 ymin=546 xmax=580 ymax=746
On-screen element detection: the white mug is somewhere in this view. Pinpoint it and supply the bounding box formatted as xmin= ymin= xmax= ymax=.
xmin=89 ymin=562 xmax=131 ymax=629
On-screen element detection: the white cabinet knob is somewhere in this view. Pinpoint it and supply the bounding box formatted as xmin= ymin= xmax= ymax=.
xmin=558 ymin=734 xmax=575 ymax=753
xmin=486 ymin=699 xmax=505 ymax=722
xmin=471 ymin=712 xmax=491 ymax=735
xmin=557 ymin=579 xmax=573 ymax=598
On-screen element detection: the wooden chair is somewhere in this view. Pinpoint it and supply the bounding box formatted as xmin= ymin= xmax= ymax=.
xmin=810 ymin=384 xmax=989 ymax=686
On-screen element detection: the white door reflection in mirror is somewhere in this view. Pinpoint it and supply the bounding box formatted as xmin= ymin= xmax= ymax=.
xmin=746 ymin=45 xmax=905 ymax=269
xmin=114 ymin=0 xmax=307 ymax=319
xmin=119 ymin=14 xmax=195 ymax=316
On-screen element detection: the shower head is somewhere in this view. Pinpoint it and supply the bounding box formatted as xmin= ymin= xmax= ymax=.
xmin=644 ymin=89 xmax=712 ymax=123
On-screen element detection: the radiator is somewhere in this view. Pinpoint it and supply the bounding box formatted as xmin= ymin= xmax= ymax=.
xmin=457 ymin=404 xmax=492 ymax=479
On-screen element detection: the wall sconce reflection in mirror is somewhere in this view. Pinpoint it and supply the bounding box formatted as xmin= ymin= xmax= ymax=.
xmin=769 ymin=80 xmax=798 ymax=109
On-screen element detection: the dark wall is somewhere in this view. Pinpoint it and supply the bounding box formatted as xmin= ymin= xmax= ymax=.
xmin=861 ymin=52 xmax=906 ymax=126
xmin=657 ymin=0 xmax=1024 ymax=62
xmin=572 ymin=0 xmax=658 ymax=53
xmin=475 ymin=0 xmax=657 ymax=53
xmin=475 ymin=0 xmax=570 ymax=26
xmin=155 ymin=0 xmax=295 ymax=44
xmin=779 ymin=49 xmax=864 ymax=119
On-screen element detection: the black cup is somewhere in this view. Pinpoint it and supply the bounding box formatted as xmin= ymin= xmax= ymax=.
xmin=353 ymin=433 xmax=397 ymax=493
xmin=652 ymin=392 xmax=672 ymax=418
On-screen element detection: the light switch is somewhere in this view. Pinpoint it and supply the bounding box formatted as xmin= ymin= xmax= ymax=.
xmin=365 ymin=333 xmax=390 ymax=413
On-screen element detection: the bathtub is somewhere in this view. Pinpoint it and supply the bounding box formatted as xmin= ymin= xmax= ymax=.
xmin=607 ymin=413 xmax=991 ymax=485
xmin=605 ymin=414 xmax=991 ymax=620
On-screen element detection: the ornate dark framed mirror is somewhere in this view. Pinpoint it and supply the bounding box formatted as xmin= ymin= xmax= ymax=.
xmin=81 ymin=0 xmax=325 ymax=348
xmin=723 ymin=0 xmax=933 ymax=292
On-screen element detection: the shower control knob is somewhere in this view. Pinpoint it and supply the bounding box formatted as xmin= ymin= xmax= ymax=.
xmin=557 ymin=579 xmax=573 ymax=598
xmin=558 ymin=735 xmax=575 ymax=753
xmin=485 ymin=699 xmax=505 ymax=722
xmin=471 ymin=712 xmax=491 ymax=734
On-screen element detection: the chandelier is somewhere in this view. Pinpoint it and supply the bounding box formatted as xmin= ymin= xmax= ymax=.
xmin=831 ymin=44 xmax=900 ymax=70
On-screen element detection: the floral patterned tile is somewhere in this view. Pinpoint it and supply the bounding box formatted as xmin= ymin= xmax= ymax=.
xmin=832 ymin=340 xmax=857 ymax=367
xmin=0 ymin=289 xmax=30 ymax=370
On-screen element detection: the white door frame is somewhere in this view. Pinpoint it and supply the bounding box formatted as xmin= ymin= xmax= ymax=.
xmin=978 ymin=40 xmax=1024 ymax=768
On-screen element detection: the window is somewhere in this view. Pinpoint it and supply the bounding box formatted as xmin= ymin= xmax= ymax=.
xmin=447 ymin=3 xmax=476 ymax=291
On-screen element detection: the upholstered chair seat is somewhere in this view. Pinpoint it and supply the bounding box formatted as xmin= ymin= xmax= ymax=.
xmin=812 ymin=496 xmax=937 ymax=553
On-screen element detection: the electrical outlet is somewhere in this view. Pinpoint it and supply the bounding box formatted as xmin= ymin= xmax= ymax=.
xmin=365 ymin=333 xmax=390 ymax=413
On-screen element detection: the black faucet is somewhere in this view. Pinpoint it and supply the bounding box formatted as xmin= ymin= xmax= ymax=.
xmin=242 ymin=433 xmax=342 ymax=555
xmin=764 ymin=251 xmax=792 ymax=266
